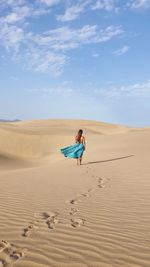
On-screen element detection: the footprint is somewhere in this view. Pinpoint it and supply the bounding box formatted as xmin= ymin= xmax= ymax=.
xmin=0 ymin=259 xmax=7 ymax=267
xmin=43 ymin=212 xmax=59 ymax=229
xmin=69 ymin=207 xmax=79 ymax=215
xmin=34 ymin=211 xmax=59 ymax=230
xmin=71 ymin=218 xmax=85 ymax=228
xmin=22 ymin=220 xmax=39 ymax=237
xmin=81 ymin=193 xmax=89 ymax=198
xmin=69 ymin=199 xmax=79 ymax=205
xmin=0 ymin=241 xmax=10 ymax=253
xmin=97 ymin=184 xmax=104 ymax=188
xmin=97 ymin=177 xmax=105 ymax=188
xmin=98 ymin=177 xmax=103 ymax=181
xmin=0 ymin=241 xmax=27 ymax=266
xmin=88 ymin=187 xmax=95 ymax=193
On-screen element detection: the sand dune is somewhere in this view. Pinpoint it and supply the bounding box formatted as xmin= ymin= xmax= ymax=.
xmin=0 ymin=119 xmax=150 ymax=267
xmin=0 ymin=119 xmax=131 ymax=159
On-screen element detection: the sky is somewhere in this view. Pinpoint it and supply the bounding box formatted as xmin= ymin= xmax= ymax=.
xmin=0 ymin=0 xmax=150 ymax=127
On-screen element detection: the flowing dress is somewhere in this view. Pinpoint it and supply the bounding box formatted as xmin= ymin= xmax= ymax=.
xmin=60 ymin=142 xmax=85 ymax=159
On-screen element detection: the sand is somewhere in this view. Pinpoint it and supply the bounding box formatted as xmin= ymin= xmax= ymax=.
xmin=0 ymin=119 xmax=150 ymax=267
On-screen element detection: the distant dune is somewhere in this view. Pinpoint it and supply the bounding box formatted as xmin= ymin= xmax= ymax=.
xmin=0 ymin=119 xmax=150 ymax=267
xmin=0 ymin=119 xmax=131 ymax=160
xmin=0 ymin=119 xmax=21 ymax=122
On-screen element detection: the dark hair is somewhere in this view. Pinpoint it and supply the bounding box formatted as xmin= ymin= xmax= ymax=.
xmin=76 ymin=129 xmax=83 ymax=142
xmin=78 ymin=129 xmax=83 ymax=135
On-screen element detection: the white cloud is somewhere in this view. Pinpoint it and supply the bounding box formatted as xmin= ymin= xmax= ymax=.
xmin=4 ymin=13 xmax=21 ymax=24
xmin=57 ymin=3 xmax=87 ymax=22
xmin=0 ymin=0 xmax=51 ymax=27
xmin=38 ymin=0 xmax=60 ymax=6
xmin=113 ymin=45 xmax=129 ymax=56
xmin=0 ymin=23 xmax=123 ymax=75
xmin=33 ymin=25 xmax=123 ymax=51
xmin=92 ymin=0 xmax=116 ymax=11
xmin=95 ymin=25 xmax=123 ymax=42
xmin=128 ymin=0 xmax=150 ymax=9
xmin=18 ymin=45 xmax=68 ymax=76
xmin=92 ymin=0 xmax=150 ymax=11
xmin=92 ymin=53 xmax=100 ymax=57
xmin=26 ymin=25 xmax=123 ymax=75
xmin=29 ymin=85 xmax=73 ymax=96
xmin=0 ymin=23 xmax=24 ymax=51
xmin=93 ymin=80 xmax=150 ymax=98
xmin=3 ymin=6 xmax=32 ymax=24
xmin=0 ymin=0 xmax=123 ymax=76
xmin=0 ymin=0 xmax=25 ymax=7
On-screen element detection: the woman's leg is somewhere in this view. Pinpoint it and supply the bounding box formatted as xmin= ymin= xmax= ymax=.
xmin=79 ymin=156 xmax=82 ymax=165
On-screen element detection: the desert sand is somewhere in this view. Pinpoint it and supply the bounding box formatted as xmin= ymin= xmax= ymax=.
xmin=0 ymin=119 xmax=150 ymax=267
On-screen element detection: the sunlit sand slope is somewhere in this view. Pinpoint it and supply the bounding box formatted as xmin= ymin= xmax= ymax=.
xmin=0 ymin=119 xmax=150 ymax=267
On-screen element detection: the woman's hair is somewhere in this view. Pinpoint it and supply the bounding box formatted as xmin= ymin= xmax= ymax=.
xmin=78 ymin=129 xmax=83 ymax=135
xmin=76 ymin=129 xmax=83 ymax=142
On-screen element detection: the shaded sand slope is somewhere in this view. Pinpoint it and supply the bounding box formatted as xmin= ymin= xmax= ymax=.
xmin=0 ymin=120 xmax=150 ymax=267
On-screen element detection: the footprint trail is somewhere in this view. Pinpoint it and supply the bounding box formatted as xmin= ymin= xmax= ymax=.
xmin=0 ymin=240 xmax=27 ymax=267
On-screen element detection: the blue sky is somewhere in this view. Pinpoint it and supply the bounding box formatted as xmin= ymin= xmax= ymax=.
xmin=0 ymin=0 xmax=150 ymax=126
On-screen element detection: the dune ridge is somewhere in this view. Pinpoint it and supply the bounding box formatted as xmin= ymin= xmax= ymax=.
xmin=0 ymin=119 xmax=132 ymax=160
xmin=0 ymin=119 xmax=150 ymax=267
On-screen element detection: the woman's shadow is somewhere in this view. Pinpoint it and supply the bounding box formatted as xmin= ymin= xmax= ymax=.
xmin=83 ymin=155 xmax=134 ymax=165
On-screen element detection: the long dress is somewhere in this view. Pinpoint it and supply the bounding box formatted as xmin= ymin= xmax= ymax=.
xmin=60 ymin=142 xmax=85 ymax=159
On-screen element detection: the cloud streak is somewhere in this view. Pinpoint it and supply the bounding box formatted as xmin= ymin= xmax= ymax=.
xmin=113 ymin=45 xmax=129 ymax=56
xmin=92 ymin=80 xmax=150 ymax=98
xmin=57 ymin=2 xmax=88 ymax=22
xmin=92 ymin=0 xmax=116 ymax=11
xmin=3 ymin=0 xmax=148 ymax=76
xmin=33 ymin=25 xmax=123 ymax=50
xmin=128 ymin=0 xmax=150 ymax=9
xmin=29 ymin=84 xmax=73 ymax=97
xmin=38 ymin=0 xmax=60 ymax=6
xmin=0 ymin=4 xmax=123 ymax=76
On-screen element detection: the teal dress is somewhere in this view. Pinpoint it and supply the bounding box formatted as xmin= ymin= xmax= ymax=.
xmin=60 ymin=142 xmax=85 ymax=159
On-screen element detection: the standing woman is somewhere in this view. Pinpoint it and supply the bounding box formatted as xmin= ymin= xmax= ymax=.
xmin=60 ymin=129 xmax=86 ymax=165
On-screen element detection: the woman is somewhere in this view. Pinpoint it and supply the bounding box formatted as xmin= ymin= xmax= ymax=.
xmin=60 ymin=129 xmax=86 ymax=165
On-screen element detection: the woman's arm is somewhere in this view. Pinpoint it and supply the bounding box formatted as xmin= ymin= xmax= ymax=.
xmin=83 ymin=136 xmax=86 ymax=149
